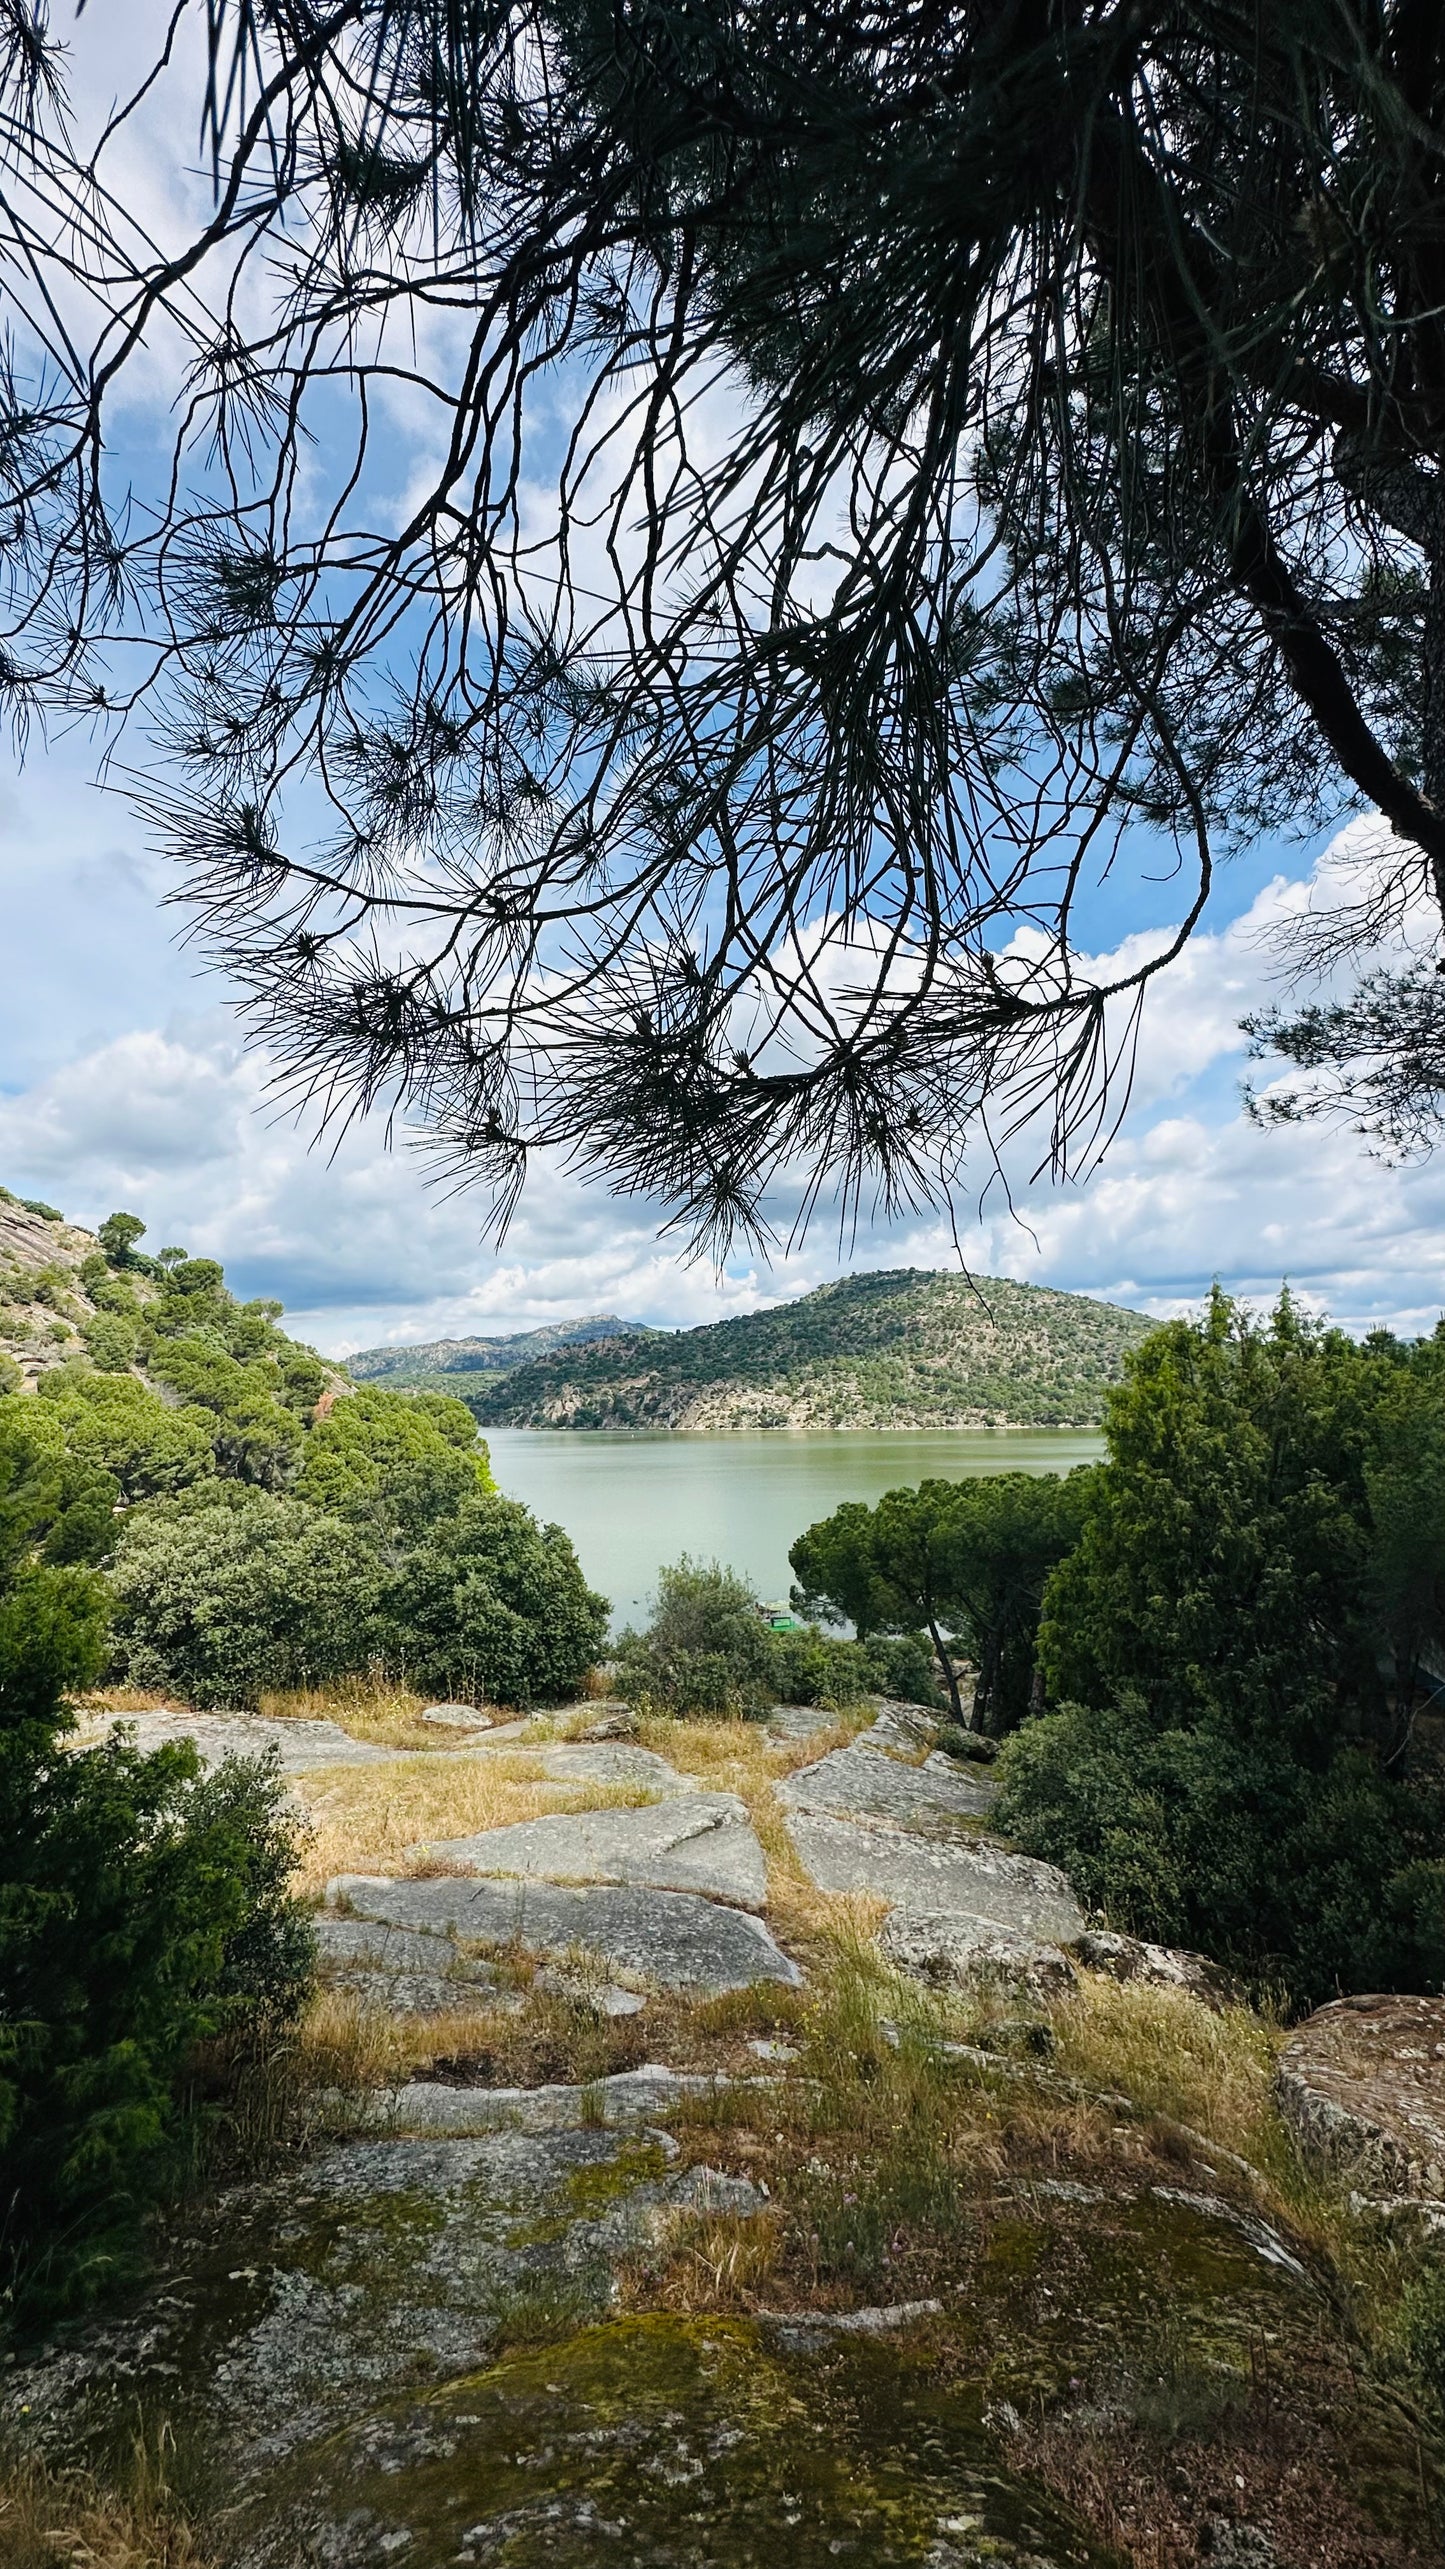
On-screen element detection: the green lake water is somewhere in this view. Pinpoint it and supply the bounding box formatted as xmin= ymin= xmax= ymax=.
xmin=483 ymin=1427 xmax=1103 ymax=1629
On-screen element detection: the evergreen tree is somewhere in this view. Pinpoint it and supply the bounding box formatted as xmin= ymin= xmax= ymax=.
xmin=997 ymin=1292 xmax=1445 ymax=2004
xmin=4 ymin=10 xmax=1445 ymax=1217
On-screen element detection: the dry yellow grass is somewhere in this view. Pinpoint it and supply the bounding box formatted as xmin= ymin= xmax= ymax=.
xmin=72 ymin=1683 xmax=192 ymax=1720
xmin=630 ymin=2207 xmax=785 ymax=2313
xmin=0 ymin=2444 xmax=211 ymax=2569
xmin=629 ymin=1709 xmax=875 ymax=1939
xmin=1049 ymin=1971 xmax=1283 ymax=2165
xmin=258 ymin=1673 xmax=452 ymax=1750
xmin=292 ymin=1751 xmax=656 ymax=1895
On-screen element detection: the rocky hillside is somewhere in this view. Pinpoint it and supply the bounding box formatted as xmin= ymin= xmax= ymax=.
xmin=348 ymin=1314 xmax=653 ymax=1389
xmin=463 ymin=1267 xmax=1154 ymax=1431
xmin=0 ymin=1186 xmax=345 ymax=1413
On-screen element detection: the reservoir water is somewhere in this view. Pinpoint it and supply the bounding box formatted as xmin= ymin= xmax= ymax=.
xmin=483 ymin=1426 xmax=1103 ymax=1629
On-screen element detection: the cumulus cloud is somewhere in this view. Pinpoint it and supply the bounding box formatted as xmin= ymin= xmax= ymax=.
xmin=1 ymin=823 xmax=1442 ymax=1350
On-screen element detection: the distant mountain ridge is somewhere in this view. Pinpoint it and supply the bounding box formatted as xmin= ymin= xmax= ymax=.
xmin=347 ymin=1314 xmax=653 ymax=1387
xmin=450 ymin=1268 xmax=1154 ymax=1432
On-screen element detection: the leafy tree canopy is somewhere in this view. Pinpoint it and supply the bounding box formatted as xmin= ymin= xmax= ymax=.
xmin=378 ymin=1489 xmax=610 ymax=1706
xmin=294 ymin=1385 xmax=495 ymax=1549
xmin=792 ymin=1469 xmax=1091 ymax=1729
xmin=37 ymin=1372 xmax=217 ymax=1503
xmin=108 ymin=1487 xmax=386 ymax=1709
xmin=3 ymin=7 xmax=1445 ymax=1224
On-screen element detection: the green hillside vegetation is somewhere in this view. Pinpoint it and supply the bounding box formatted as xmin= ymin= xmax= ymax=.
xmin=466 ymin=1268 xmax=1153 ymax=1430
xmin=0 ymin=1190 xmax=606 ymax=1707
xmin=348 ymin=1314 xmax=654 ymax=1389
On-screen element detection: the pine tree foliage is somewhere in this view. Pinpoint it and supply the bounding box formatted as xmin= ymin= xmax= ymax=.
xmin=3 ymin=5 xmax=1445 ymax=1218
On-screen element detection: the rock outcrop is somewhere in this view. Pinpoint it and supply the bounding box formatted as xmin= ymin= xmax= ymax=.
xmin=329 ymin=1871 xmax=803 ymax=1993
xmin=1277 ymin=1992 xmax=1445 ymax=2198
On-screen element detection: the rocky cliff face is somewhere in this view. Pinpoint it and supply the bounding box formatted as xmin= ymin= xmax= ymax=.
xmin=0 ymin=1197 xmax=116 ymax=1389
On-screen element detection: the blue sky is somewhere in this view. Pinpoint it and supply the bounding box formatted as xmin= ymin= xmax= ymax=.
xmin=1 ymin=12 xmax=1442 ymax=1358
xmin=5 ymin=729 xmax=1443 ymax=1357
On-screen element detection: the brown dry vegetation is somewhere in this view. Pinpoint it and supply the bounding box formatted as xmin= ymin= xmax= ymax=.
xmin=259 ymin=1673 xmax=449 ymax=1749
xmin=292 ymin=1756 xmax=656 ymax=1896
xmin=0 ymin=2440 xmax=212 ymax=2569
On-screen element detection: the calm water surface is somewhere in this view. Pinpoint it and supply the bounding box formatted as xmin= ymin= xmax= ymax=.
xmin=484 ymin=1426 xmax=1103 ymax=1628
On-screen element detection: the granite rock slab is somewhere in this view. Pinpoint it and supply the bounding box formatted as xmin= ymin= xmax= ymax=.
xmin=1277 ymin=1993 xmax=1445 ymax=2197
xmin=1072 ymin=1929 xmax=1238 ymax=2010
xmin=779 ymin=1738 xmax=997 ymax=1829
xmin=315 ymin=1913 xmax=508 ymax=2017
xmin=568 ymin=1700 xmax=639 ymax=1741
xmin=880 ymin=1908 xmax=1076 ymax=1997
xmin=866 ymin=1698 xmax=942 ymax=1756
xmin=329 ymin=1872 xmax=803 ymax=1991
xmin=1 ymin=2126 xmax=730 ymax=2484
xmin=529 ymin=1741 xmax=699 ymax=1794
xmin=785 ymin=1810 xmax=1085 ymax=1943
xmin=340 ymin=2063 xmax=731 ymax=2136
xmin=80 ymin=1709 xmax=403 ymax=1770
xmin=419 ymin=1702 xmax=494 ymax=1731
xmin=765 ymin=1702 xmax=844 ymax=1742
xmin=417 ymin=1791 xmax=768 ymax=1908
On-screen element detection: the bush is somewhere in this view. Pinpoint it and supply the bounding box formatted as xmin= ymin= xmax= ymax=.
xmin=768 ymin=1625 xmax=941 ymax=1710
xmin=382 ymin=1490 xmax=608 ymax=1705
xmin=614 ymin=1558 xmax=777 ymax=1716
xmin=109 ymin=1487 xmax=384 ymax=1706
xmin=862 ymin=1631 xmax=944 ymax=1706
xmin=997 ymin=1292 xmax=1445 ymax=2007
xmin=614 ymin=1558 xmax=943 ymax=1717
xmin=0 ymin=1496 xmax=312 ymax=2320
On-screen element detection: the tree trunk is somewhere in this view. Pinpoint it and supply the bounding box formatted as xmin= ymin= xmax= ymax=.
xmin=926 ymin=1616 xmax=965 ymax=1723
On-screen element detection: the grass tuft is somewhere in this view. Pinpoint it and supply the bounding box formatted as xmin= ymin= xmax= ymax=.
xmin=292 ymin=1756 xmax=655 ymax=1895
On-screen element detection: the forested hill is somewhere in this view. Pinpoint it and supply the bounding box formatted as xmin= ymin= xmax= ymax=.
xmin=462 ymin=1269 xmax=1155 ymax=1431
xmin=348 ymin=1314 xmax=652 ymax=1387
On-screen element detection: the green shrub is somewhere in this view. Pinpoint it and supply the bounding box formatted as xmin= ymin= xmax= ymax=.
xmin=382 ymin=1490 xmax=607 ymax=1706
xmin=613 ymin=1557 xmax=939 ymax=1717
xmin=862 ymin=1630 xmax=944 ymax=1706
xmin=0 ymin=1474 xmax=312 ymax=2321
xmin=997 ymin=1292 xmax=1445 ymax=2007
xmin=108 ymin=1487 xmax=383 ymax=1706
xmin=614 ymin=1557 xmax=777 ymax=1716
xmin=20 ymin=1199 xmax=61 ymax=1223
xmin=766 ymin=1626 xmax=876 ymax=1709
xmin=767 ymin=1625 xmax=940 ymax=1709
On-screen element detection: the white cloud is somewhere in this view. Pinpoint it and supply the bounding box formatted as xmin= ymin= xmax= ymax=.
xmin=2 ymin=820 xmax=1443 ymax=1350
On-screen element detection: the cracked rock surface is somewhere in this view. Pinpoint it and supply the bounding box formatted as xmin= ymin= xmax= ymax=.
xmin=77 ymin=1709 xmax=406 ymax=1769
xmin=417 ymin=1792 xmax=769 ymax=1909
xmin=329 ymin=1871 xmax=803 ymax=1991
